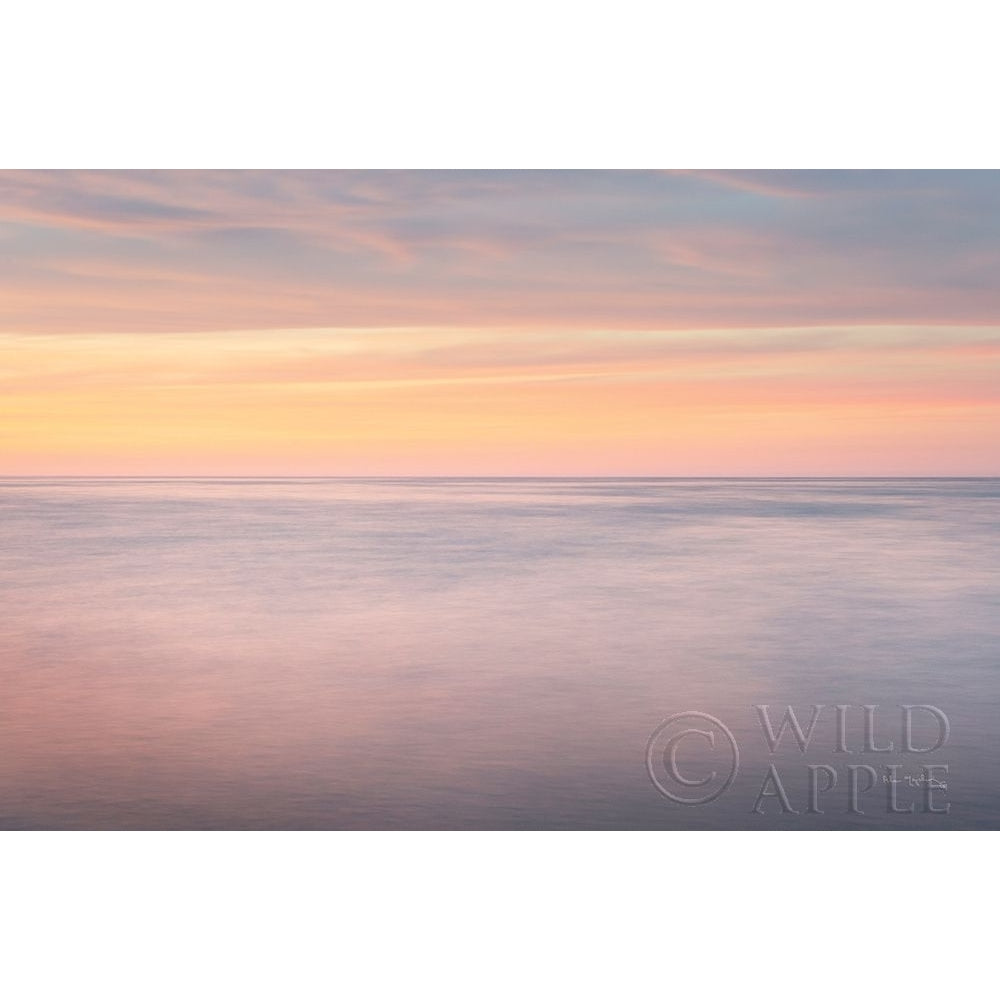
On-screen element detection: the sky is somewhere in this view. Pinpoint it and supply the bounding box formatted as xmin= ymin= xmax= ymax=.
xmin=1 ymin=169 xmax=998 ymax=475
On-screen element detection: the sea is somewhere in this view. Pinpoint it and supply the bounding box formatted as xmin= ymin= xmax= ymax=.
xmin=1 ymin=477 xmax=997 ymax=829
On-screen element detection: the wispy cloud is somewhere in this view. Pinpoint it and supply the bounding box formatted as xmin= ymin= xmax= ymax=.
xmin=2 ymin=170 xmax=999 ymax=333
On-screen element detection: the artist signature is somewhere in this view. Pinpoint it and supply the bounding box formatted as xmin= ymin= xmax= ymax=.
xmin=882 ymin=773 xmax=948 ymax=789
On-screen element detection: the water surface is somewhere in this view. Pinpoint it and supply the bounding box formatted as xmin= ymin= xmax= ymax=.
xmin=1 ymin=478 xmax=997 ymax=829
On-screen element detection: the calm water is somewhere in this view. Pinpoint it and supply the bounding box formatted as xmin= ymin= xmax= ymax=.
xmin=1 ymin=478 xmax=998 ymax=829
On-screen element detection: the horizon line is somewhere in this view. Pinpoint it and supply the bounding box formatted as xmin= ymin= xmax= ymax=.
xmin=3 ymin=475 xmax=999 ymax=482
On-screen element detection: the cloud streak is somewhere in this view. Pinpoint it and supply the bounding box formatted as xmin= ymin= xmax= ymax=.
xmin=2 ymin=170 xmax=999 ymax=333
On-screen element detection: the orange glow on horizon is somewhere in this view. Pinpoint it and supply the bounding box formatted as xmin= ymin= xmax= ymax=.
xmin=2 ymin=326 xmax=998 ymax=476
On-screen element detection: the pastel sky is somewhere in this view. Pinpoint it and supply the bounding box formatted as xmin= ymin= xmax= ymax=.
xmin=1 ymin=170 xmax=998 ymax=475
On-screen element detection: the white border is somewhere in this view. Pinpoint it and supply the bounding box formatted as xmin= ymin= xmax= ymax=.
xmin=4 ymin=833 xmax=993 ymax=997
xmin=4 ymin=1 xmax=997 ymax=167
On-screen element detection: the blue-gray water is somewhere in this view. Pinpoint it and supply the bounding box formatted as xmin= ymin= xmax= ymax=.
xmin=1 ymin=478 xmax=997 ymax=829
